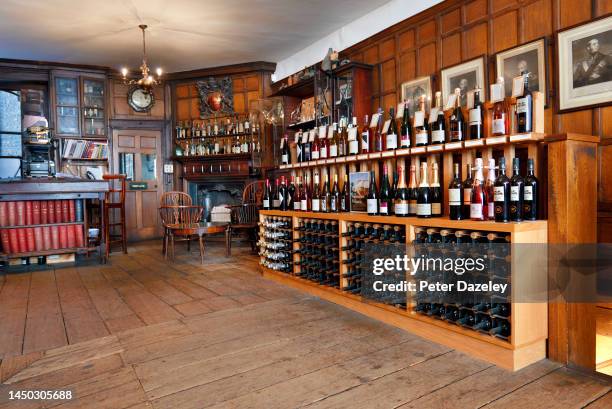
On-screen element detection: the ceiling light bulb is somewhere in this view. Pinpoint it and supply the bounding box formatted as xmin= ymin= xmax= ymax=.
xmin=156 ymin=67 xmax=162 ymax=76
xmin=147 ymin=75 xmax=154 ymax=83
xmin=121 ymin=67 xmax=128 ymax=77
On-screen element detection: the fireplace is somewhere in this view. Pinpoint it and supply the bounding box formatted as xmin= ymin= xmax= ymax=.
xmin=188 ymin=180 xmax=244 ymax=222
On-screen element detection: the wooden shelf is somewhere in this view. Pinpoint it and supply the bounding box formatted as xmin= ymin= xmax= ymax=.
xmin=0 ymin=246 xmax=96 ymax=260
xmin=171 ymin=153 xmax=251 ymax=162
xmin=287 ymin=119 xmax=316 ymax=130
xmin=0 ymin=221 xmax=84 ymax=229
xmin=269 ymin=77 xmax=315 ymax=98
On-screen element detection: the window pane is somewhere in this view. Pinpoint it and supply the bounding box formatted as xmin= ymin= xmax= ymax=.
xmin=141 ymin=153 xmax=156 ymax=180
xmin=119 ymin=153 xmax=134 ymax=181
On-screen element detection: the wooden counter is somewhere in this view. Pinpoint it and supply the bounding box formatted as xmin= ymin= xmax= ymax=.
xmin=0 ymin=177 xmax=108 ymax=201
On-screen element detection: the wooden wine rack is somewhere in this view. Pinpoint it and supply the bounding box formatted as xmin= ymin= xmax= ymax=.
xmin=259 ymin=210 xmax=548 ymax=371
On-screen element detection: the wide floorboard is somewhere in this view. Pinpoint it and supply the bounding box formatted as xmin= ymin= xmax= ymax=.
xmin=0 ymin=240 xmax=609 ymax=408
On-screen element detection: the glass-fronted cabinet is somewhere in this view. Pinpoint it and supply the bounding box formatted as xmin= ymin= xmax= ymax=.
xmin=332 ymin=63 xmax=372 ymax=125
xmin=81 ymin=78 xmax=106 ymax=137
xmin=55 ymin=77 xmax=80 ymax=136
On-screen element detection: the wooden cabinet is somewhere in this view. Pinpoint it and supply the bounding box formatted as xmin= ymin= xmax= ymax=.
xmin=332 ymin=62 xmax=372 ymax=124
xmin=80 ymin=77 xmax=106 ymax=137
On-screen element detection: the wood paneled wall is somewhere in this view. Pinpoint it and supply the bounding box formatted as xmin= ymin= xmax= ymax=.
xmin=110 ymin=79 xmax=165 ymax=120
xmin=340 ymin=0 xmax=611 ymax=240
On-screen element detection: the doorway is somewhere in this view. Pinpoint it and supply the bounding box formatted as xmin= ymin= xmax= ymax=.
xmin=112 ymin=129 xmax=163 ymax=241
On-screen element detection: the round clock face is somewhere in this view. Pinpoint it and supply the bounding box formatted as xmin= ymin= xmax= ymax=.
xmin=128 ymin=87 xmax=155 ymax=112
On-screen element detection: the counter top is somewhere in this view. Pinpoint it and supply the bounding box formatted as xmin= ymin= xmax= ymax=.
xmin=0 ymin=177 xmax=108 ymax=199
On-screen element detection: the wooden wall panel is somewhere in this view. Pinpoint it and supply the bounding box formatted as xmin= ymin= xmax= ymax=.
xmin=442 ymin=33 xmax=462 ymax=68
xmin=418 ymin=20 xmax=437 ymax=43
xmin=110 ymin=80 xmax=164 ymax=120
xmin=492 ymin=10 xmax=518 ymax=52
xmin=441 ymin=8 xmax=461 ymax=34
xmin=417 ymin=43 xmax=437 ymax=76
xmin=381 ymin=59 xmax=396 ymax=93
xmin=464 ymin=0 xmax=488 ymax=23
xmin=521 ymin=0 xmax=552 ymax=42
xmin=492 ymin=0 xmax=518 ymax=13
xmin=398 ymin=29 xmax=416 ymax=51
xmin=595 ymin=0 xmax=612 ymax=14
xmin=558 ymin=0 xmax=593 ymax=28
xmin=557 ymin=110 xmax=593 ymax=136
xmin=380 ymin=38 xmax=396 ymax=61
xmin=463 ymin=23 xmax=488 ymax=59
xmin=398 ymin=51 xmax=417 ymax=83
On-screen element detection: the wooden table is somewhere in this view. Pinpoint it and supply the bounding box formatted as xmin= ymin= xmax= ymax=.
xmin=166 ymin=221 xmax=230 ymax=263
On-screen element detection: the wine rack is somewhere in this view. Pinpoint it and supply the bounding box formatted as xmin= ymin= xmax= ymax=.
xmin=259 ymin=209 xmax=547 ymax=371
xmin=258 ymin=216 xmax=293 ymax=273
xmin=412 ymin=227 xmax=511 ymax=342
xmin=294 ymin=218 xmax=339 ymax=288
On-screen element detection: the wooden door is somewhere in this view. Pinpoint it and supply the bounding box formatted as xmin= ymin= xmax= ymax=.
xmin=112 ymin=129 xmax=163 ymax=241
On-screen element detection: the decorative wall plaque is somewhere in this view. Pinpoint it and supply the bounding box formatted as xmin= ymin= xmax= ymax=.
xmin=196 ymin=77 xmax=234 ymax=117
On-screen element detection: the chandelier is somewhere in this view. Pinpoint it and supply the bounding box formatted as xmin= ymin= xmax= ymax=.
xmin=121 ymin=25 xmax=162 ymax=89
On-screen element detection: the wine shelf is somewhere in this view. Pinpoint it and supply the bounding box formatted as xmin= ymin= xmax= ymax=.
xmin=259 ymin=209 xmax=548 ymax=371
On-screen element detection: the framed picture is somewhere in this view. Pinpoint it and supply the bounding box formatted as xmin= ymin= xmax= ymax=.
xmin=557 ymin=14 xmax=612 ymax=112
xmin=348 ymin=171 xmax=370 ymax=212
xmin=400 ymin=76 xmax=432 ymax=115
xmin=440 ymin=56 xmax=487 ymax=107
xmin=496 ymin=38 xmax=547 ymax=102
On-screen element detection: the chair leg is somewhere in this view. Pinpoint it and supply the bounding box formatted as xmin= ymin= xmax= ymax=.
xmin=104 ymin=206 xmax=110 ymax=260
xmin=199 ymin=235 xmax=205 ymax=265
xmin=121 ymin=204 xmax=127 ymax=254
xmin=226 ymin=227 xmax=231 ymax=257
xmin=170 ymin=233 xmax=175 ymax=261
xmin=163 ymin=231 xmax=168 ymax=259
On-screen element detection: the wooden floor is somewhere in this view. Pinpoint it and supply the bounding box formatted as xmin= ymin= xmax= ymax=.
xmin=0 ymin=240 xmax=609 ymax=408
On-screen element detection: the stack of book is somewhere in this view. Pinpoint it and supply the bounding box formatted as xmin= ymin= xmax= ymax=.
xmin=62 ymin=140 xmax=108 ymax=160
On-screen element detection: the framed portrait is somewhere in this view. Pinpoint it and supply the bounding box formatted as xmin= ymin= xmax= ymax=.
xmin=400 ymin=76 xmax=432 ymax=115
xmin=348 ymin=171 xmax=370 ymax=212
xmin=557 ymin=14 xmax=612 ymax=112
xmin=496 ymin=38 xmax=547 ymax=102
xmin=440 ymin=56 xmax=487 ymax=108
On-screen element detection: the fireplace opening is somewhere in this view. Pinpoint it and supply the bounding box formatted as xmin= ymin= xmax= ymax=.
xmin=189 ymin=181 xmax=244 ymax=222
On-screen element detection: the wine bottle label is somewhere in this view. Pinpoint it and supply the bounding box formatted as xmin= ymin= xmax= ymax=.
xmin=449 ymin=188 xmax=461 ymax=205
xmin=468 ymin=107 xmax=482 ymax=125
xmin=432 ymin=203 xmax=441 ymax=215
xmin=494 ymin=186 xmax=505 ymax=201
xmin=524 ymin=186 xmax=533 ymax=200
xmin=349 ymin=139 xmax=359 ymax=154
xmin=511 ymin=186 xmax=520 ymax=201
xmin=329 ymin=145 xmax=338 ymax=157
xmin=487 ymin=202 xmax=494 ymax=218
xmin=416 ymin=131 xmax=428 ymax=145
xmin=348 ymin=127 xmax=357 ymax=141
xmin=431 ymin=130 xmax=445 ymax=143
xmin=273 ymin=199 xmax=280 ymax=208
xmin=492 ymin=118 xmax=506 ymax=134
xmin=516 ymin=98 xmax=529 ymax=113
xmin=321 ymin=200 xmax=327 ymax=212
xmin=312 ymin=199 xmax=320 ymax=212
xmin=367 ymin=199 xmax=378 ymax=213
xmin=296 ymin=145 xmax=302 ymax=159
xmin=394 ymin=202 xmax=409 ymax=215
xmin=379 ymin=201 xmax=388 ymax=214
xmin=470 ymin=203 xmax=483 ymax=219
xmin=400 ymin=133 xmax=410 ymax=147
xmin=414 ymin=111 xmax=425 ymax=127
xmin=294 ymin=201 xmax=301 ymax=210
xmin=282 ymin=154 xmax=288 ymax=164
xmin=341 ymin=200 xmax=348 ymax=211
xmin=311 ymin=150 xmax=320 ymax=159
xmin=300 ymin=199 xmax=308 ymax=210
xmin=320 ymin=147 xmax=328 ymax=159
xmin=450 ymin=130 xmax=462 ymax=140
xmin=386 ymin=134 xmax=397 ymax=149
xmin=331 ymin=198 xmax=337 ymax=211
xmin=263 ymin=199 xmax=270 ymax=208
xmin=409 ymin=201 xmax=417 ymax=215
xmin=361 ymin=132 xmax=369 ymax=150
xmin=417 ymin=203 xmax=432 ymax=216
xmin=463 ymin=188 xmax=472 ymax=204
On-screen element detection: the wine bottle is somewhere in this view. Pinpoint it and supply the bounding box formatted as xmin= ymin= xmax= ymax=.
xmin=430 ymin=161 xmax=442 ymax=217
xmin=374 ymin=108 xmax=384 ymax=152
xmin=523 ymin=158 xmax=538 ymax=220
xmin=348 ymin=117 xmax=359 ymax=155
xmin=296 ymin=130 xmax=303 ymax=162
xmin=301 ymin=175 xmax=311 ymax=211
xmin=394 ymin=165 xmax=409 ymax=217
xmin=430 ymin=91 xmax=446 ymax=144
xmin=417 ymin=162 xmax=431 ymax=218
xmin=303 ymin=129 xmax=312 ymax=161
xmin=449 ymin=163 xmax=463 ymax=220
xmin=379 ymin=164 xmax=392 ymax=216
xmin=367 ymin=170 xmax=378 ymax=216
xmin=311 ymin=173 xmax=321 ymax=212
xmin=494 ymin=157 xmax=511 ymax=222
xmin=294 ymin=176 xmax=302 ymax=211
xmin=485 ymin=159 xmax=496 ymax=220
xmin=510 ymin=157 xmax=524 ymax=222
xmin=263 ymin=178 xmax=271 ymax=210
xmin=463 ymin=164 xmax=473 ymax=219
xmin=449 ymin=88 xmax=465 ymax=142
xmin=492 ymin=77 xmax=508 ymax=136
xmin=491 ymin=318 xmax=511 ymax=338
xmin=329 ymin=123 xmax=338 ymax=158
xmin=338 ymin=118 xmax=347 ymax=157
xmin=331 ymin=174 xmax=340 ymax=213
xmin=341 ymin=174 xmax=350 ymax=212
xmin=408 ymin=165 xmax=418 ymax=216
xmin=281 ymin=134 xmax=290 ymax=164
xmin=469 ymin=88 xmax=484 ymax=140
xmin=399 ymin=101 xmax=411 ymax=148
xmin=288 ymin=176 xmax=296 ymax=210
xmin=386 ymin=107 xmax=398 ymax=150
xmin=279 ymin=176 xmax=288 ymax=211
xmin=273 ymin=179 xmax=280 ymax=208
xmin=311 ymin=129 xmax=320 ymax=160
xmin=516 ymin=72 xmax=532 ymax=133
xmin=320 ymin=125 xmax=330 ymax=159
xmin=414 ymin=96 xmax=429 ymax=147
xmin=470 ymin=158 xmax=485 ymax=220
xmin=361 ymin=115 xmax=370 ymax=153
xmin=321 ymin=174 xmax=331 ymax=213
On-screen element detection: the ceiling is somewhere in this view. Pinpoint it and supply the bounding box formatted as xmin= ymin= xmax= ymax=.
xmin=0 ymin=0 xmax=392 ymax=73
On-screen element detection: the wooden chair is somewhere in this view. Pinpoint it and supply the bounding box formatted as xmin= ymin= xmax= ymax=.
xmin=159 ymin=205 xmax=203 ymax=261
xmin=159 ymin=191 xmax=193 ymax=255
xmin=102 ymin=174 xmax=127 ymax=259
xmin=226 ymin=181 xmax=265 ymax=255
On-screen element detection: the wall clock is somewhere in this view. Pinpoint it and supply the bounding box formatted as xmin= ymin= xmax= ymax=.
xmin=127 ymin=86 xmax=155 ymax=112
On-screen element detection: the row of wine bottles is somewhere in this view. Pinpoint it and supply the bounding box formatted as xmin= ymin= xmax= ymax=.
xmin=263 ymin=174 xmax=349 ymax=212
xmin=280 ymin=73 xmax=536 ymax=165
xmin=258 ymin=216 xmax=293 ymax=273
xmin=413 ymin=227 xmax=509 ymax=245
xmin=295 ymin=218 xmax=340 ymax=288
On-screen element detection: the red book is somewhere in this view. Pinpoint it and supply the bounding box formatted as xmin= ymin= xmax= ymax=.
xmin=61 ymin=200 xmax=69 ymax=223
xmin=25 ymin=201 xmax=32 ymax=226
xmin=75 ymin=225 xmax=84 ymax=248
xmin=50 ymin=225 xmax=60 ymax=249
xmin=59 ymin=225 xmax=68 ymax=249
xmin=7 ymin=201 xmax=16 ymax=227
xmin=47 ymin=201 xmax=55 ymax=223
xmin=67 ymin=225 xmax=76 ymax=248
xmin=17 ymin=228 xmax=27 ymax=253
xmin=43 ymin=227 xmax=51 ymax=250
xmin=32 ymin=201 xmax=41 ymax=225
xmin=25 ymin=228 xmax=35 ymax=252
xmin=16 ymin=202 xmax=25 ymax=226
xmin=0 ymin=202 xmax=7 ymax=227
xmin=40 ymin=201 xmax=48 ymax=224
xmin=68 ymin=200 xmax=76 ymax=222
xmin=34 ymin=227 xmax=44 ymax=251
xmin=1 ymin=229 xmax=10 ymax=253
xmin=9 ymin=230 xmax=19 ymax=254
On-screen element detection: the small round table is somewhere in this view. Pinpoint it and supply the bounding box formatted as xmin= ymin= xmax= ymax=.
xmin=166 ymin=221 xmax=230 ymax=264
